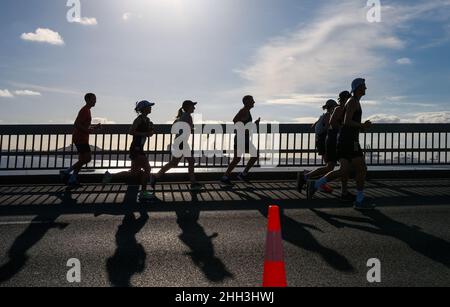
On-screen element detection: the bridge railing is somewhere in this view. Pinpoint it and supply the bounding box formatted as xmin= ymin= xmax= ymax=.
xmin=0 ymin=124 xmax=449 ymax=171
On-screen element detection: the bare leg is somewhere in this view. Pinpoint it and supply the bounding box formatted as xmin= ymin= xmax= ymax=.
xmin=224 ymin=156 xmax=241 ymax=178
xmin=73 ymin=153 xmax=92 ymax=176
xmin=243 ymin=157 xmax=258 ymax=174
xmin=186 ymin=157 xmax=197 ymax=183
xmin=156 ymin=157 xmax=182 ymax=178
xmin=307 ymin=162 xmax=336 ymax=179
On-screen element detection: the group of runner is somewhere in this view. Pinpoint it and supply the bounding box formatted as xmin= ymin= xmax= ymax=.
xmin=61 ymin=78 xmax=375 ymax=209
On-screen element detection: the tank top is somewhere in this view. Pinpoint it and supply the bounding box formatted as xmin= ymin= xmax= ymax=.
xmin=131 ymin=115 xmax=151 ymax=148
xmin=340 ymin=103 xmax=362 ymax=142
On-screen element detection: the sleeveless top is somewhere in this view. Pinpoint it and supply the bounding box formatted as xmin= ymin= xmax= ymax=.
xmin=131 ymin=115 xmax=151 ymax=149
xmin=339 ymin=103 xmax=362 ymax=143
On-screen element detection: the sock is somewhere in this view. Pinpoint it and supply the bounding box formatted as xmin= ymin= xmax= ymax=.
xmin=314 ymin=177 xmax=327 ymax=190
xmin=356 ymin=190 xmax=364 ymax=203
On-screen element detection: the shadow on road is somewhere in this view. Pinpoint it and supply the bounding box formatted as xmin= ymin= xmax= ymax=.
xmin=175 ymin=191 xmax=233 ymax=283
xmin=106 ymin=211 xmax=149 ymax=287
xmin=310 ymin=208 xmax=450 ymax=269
xmin=235 ymin=186 xmax=354 ymax=273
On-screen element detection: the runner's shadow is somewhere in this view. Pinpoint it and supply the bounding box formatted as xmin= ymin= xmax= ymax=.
xmin=0 ymin=212 xmax=68 ymax=284
xmin=106 ymin=212 xmax=149 ymax=287
xmin=310 ymin=209 xmax=450 ymax=268
xmin=257 ymin=206 xmax=354 ymax=273
xmin=175 ymin=191 xmax=233 ymax=283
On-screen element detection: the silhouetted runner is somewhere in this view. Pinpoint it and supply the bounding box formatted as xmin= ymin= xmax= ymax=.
xmin=307 ymin=79 xmax=375 ymax=210
xmin=60 ymin=93 xmax=100 ymax=190
xmin=152 ymin=100 xmax=202 ymax=191
xmin=220 ymin=95 xmax=260 ymax=186
xmin=297 ymin=99 xmax=338 ymax=194
xmin=102 ymin=100 xmax=156 ymax=203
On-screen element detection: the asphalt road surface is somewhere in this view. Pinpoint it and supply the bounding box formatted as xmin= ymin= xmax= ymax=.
xmin=0 ymin=179 xmax=449 ymax=287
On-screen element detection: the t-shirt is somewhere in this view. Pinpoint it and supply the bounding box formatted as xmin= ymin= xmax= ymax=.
xmin=72 ymin=105 xmax=92 ymax=144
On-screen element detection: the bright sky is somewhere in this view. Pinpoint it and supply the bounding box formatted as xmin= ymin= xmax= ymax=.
xmin=1 ymin=0 xmax=450 ymax=124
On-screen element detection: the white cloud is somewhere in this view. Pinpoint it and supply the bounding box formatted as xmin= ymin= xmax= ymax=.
xmin=368 ymin=111 xmax=450 ymax=123
xmin=266 ymin=94 xmax=335 ymax=106
xmin=367 ymin=114 xmax=402 ymax=123
xmin=14 ymin=90 xmax=42 ymax=96
xmin=412 ymin=111 xmax=450 ymax=123
xmin=92 ymin=117 xmax=116 ymax=125
xmin=72 ymin=17 xmax=98 ymax=26
xmin=236 ymin=1 xmax=450 ymax=106
xmin=20 ymin=28 xmax=64 ymax=46
xmin=396 ymin=57 xmax=412 ymax=65
xmin=0 ymin=89 xmax=14 ymax=98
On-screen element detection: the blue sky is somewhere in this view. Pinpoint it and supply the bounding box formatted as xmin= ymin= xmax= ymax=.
xmin=1 ymin=0 xmax=450 ymax=124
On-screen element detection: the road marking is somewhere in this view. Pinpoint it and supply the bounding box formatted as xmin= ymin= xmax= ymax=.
xmin=0 ymin=221 xmax=55 ymax=226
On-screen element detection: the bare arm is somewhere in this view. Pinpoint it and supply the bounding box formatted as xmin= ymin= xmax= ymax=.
xmin=129 ymin=117 xmax=151 ymax=137
xmin=343 ymin=99 xmax=362 ymax=129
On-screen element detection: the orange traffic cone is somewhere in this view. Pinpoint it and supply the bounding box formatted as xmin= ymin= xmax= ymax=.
xmin=262 ymin=205 xmax=287 ymax=287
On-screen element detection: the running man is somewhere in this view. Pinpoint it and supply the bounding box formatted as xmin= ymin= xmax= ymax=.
xmin=306 ymin=79 xmax=375 ymax=210
xmin=60 ymin=93 xmax=100 ymax=189
xmin=102 ymin=100 xmax=156 ymax=202
xmin=220 ymin=95 xmax=260 ymax=186
xmin=151 ymin=100 xmax=202 ymax=191
xmin=297 ymin=99 xmax=338 ymax=194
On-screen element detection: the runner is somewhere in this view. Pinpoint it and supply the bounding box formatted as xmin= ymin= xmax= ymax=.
xmin=60 ymin=93 xmax=100 ymax=189
xmin=151 ymin=100 xmax=202 ymax=191
xmin=220 ymin=95 xmax=260 ymax=186
xmin=306 ymin=79 xmax=375 ymax=210
xmin=296 ymin=99 xmax=338 ymax=194
xmin=102 ymin=100 xmax=156 ymax=203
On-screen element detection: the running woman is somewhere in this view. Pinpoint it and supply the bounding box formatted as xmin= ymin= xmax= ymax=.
xmin=151 ymin=100 xmax=202 ymax=191
xmin=306 ymin=79 xmax=375 ymax=210
xmin=102 ymin=100 xmax=156 ymax=202
xmin=60 ymin=93 xmax=101 ymax=189
xmin=297 ymin=99 xmax=338 ymax=194
xmin=220 ymin=95 xmax=260 ymax=186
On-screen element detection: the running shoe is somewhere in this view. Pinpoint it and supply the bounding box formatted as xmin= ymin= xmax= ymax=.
xmin=319 ymin=183 xmax=333 ymax=194
xmin=220 ymin=176 xmax=233 ymax=186
xmin=138 ymin=191 xmax=156 ymax=202
xmin=59 ymin=170 xmax=70 ymax=184
xmin=353 ymin=198 xmax=376 ymax=211
xmin=102 ymin=171 xmax=112 ymax=184
xmin=190 ymin=182 xmax=204 ymax=191
xmin=237 ymin=172 xmax=249 ymax=182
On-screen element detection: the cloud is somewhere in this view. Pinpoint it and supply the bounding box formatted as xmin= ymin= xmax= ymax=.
xmin=368 ymin=111 xmax=450 ymax=123
xmin=0 ymin=89 xmax=14 ymax=98
xmin=20 ymin=28 xmax=64 ymax=46
xmin=72 ymin=17 xmax=98 ymax=26
xmin=14 ymin=90 xmax=42 ymax=96
xmin=396 ymin=57 xmax=412 ymax=65
xmin=236 ymin=1 xmax=450 ymax=105
xmin=265 ymin=94 xmax=335 ymax=106
xmin=92 ymin=117 xmax=116 ymax=125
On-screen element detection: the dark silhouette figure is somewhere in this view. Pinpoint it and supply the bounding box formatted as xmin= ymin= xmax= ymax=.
xmin=310 ymin=209 xmax=450 ymax=268
xmin=176 ymin=194 xmax=233 ymax=283
xmin=106 ymin=212 xmax=149 ymax=287
xmin=0 ymin=212 xmax=68 ymax=284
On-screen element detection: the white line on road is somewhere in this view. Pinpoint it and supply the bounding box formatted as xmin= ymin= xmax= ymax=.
xmin=0 ymin=221 xmax=55 ymax=226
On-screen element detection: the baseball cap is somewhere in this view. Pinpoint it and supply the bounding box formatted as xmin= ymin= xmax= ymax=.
xmin=182 ymin=100 xmax=198 ymax=109
xmin=322 ymin=99 xmax=338 ymax=110
xmin=351 ymin=78 xmax=366 ymax=93
xmin=135 ymin=100 xmax=155 ymax=111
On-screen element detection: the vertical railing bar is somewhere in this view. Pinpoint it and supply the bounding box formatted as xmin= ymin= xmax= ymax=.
xmin=101 ymin=133 xmax=105 ymax=168
xmin=54 ymin=134 xmax=59 ymax=169
xmin=14 ymin=134 xmax=20 ymax=169
xmin=22 ymin=134 xmax=28 ymax=169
